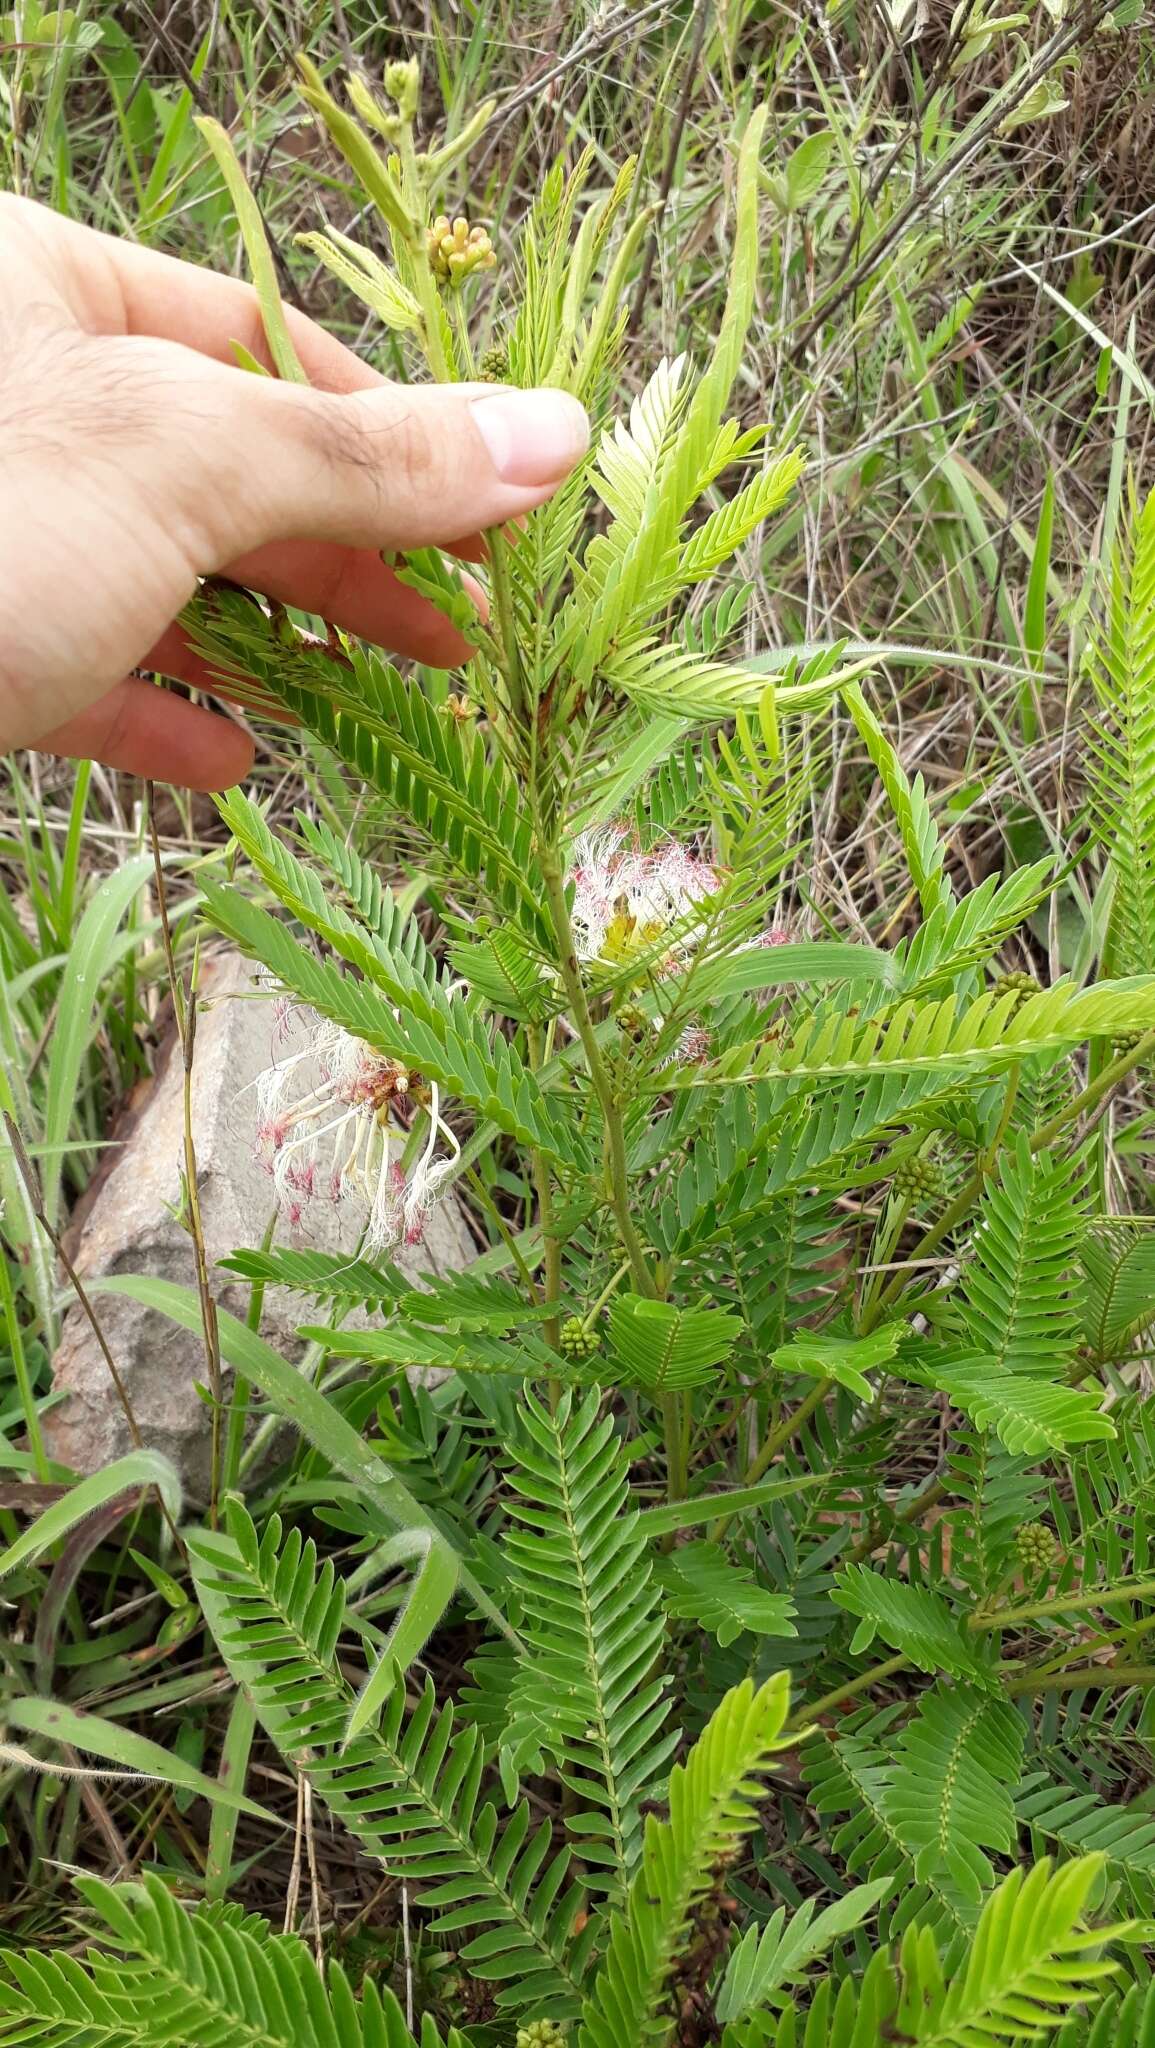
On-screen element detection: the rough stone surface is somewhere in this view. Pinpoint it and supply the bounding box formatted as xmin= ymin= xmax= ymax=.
xmin=46 ymin=950 xmax=475 ymax=1495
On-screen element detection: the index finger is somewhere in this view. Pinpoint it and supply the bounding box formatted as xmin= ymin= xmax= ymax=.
xmin=3 ymin=194 xmax=381 ymax=392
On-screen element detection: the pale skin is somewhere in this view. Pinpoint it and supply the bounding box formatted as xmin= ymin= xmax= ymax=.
xmin=0 ymin=195 xmax=590 ymax=790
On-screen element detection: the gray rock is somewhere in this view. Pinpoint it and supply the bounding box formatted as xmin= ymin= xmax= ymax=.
xmin=46 ymin=950 xmax=475 ymax=1495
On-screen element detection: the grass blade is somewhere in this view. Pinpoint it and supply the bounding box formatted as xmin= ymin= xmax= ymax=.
xmin=91 ymin=1273 xmax=516 ymax=1646
xmin=4 ymin=1696 xmax=281 ymax=1823
xmin=0 ymin=1450 xmax=181 ymax=1578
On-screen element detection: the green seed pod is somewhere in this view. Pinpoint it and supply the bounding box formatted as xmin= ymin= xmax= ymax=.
xmin=516 ymin=2022 xmax=567 ymax=2048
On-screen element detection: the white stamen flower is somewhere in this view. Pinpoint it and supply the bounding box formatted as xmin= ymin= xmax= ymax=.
xmin=253 ymin=1006 xmax=457 ymax=1255
xmin=568 ymin=825 xmax=720 ymax=968
xmin=675 ymin=1024 xmax=714 ymax=1065
xmin=401 ymin=1082 xmax=461 ymax=1246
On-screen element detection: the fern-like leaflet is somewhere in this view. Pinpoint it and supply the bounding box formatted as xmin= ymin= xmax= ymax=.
xmin=0 ymin=1870 xmax=466 ymax=2046
xmin=188 ymin=1503 xmax=593 ymax=2017
xmin=577 ymin=1672 xmax=793 ymax=2047
xmin=721 ymin=1859 xmax=1133 ymax=2048
xmin=500 ymin=1387 xmax=676 ymax=1895
xmin=1086 ymin=490 xmax=1155 ymax=977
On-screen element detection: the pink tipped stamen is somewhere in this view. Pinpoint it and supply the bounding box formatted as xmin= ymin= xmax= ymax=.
xmin=254 ymin=1017 xmax=457 ymax=1252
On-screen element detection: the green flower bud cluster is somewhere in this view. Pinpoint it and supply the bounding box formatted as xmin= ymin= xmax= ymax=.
xmin=479 ymin=341 xmax=510 ymax=383
xmin=991 ymin=969 xmax=1041 ymax=1017
xmin=383 ymin=57 xmax=420 ymax=120
xmin=893 ymin=1153 xmax=945 ymax=1201
xmin=616 ymin=1000 xmax=651 ymax=1042
xmin=559 ymin=1316 xmax=600 ymax=1362
xmin=428 ymin=213 xmax=496 ymax=285
xmin=516 ymin=2022 xmax=566 ymax=2048
xmin=1016 ymin=1522 xmax=1058 ymax=1579
xmin=1112 ymin=1028 xmax=1148 ymax=1058
xmin=345 ymin=64 xmax=417 ymax=143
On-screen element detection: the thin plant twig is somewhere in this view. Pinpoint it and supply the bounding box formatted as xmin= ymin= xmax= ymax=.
xmin=147 ymin=792 xmax=224 ymax=1521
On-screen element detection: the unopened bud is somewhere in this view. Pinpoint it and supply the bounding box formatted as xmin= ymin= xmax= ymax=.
xmin=516 ymin=2018 xmax=567 ymax=2046
xmin=479 ymin=340 xmax=510 ymax=382
xmin=1113 ymin=1027 xmax=1148 ymax=1058
xmin=428 ymin=212 xmax=497 ymax=286
xmin=893 ymin=1153 xmax=945 ymax=1202
xmin=991 ymin=969 xmax=1042 ymax=1018
xmin=616 ymin=1000 xmax=650 ymax=1042
xmin=558 ymin=1316 xmax=600 ymax=1363
xmin=383 ymin=56 xmax=420 ymax=119
xmin=1016 ymin=1522 xmax=1058 ymax=1580
xmin=346 ymin=71 xmax=402 ymax=141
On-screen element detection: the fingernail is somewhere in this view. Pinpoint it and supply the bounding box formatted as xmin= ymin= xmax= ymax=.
xmin=471 ymin=388 xmax=590 ymax=486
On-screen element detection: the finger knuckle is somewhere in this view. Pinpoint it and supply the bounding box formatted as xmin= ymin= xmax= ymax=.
xmin=351 ymin=389 xmax=444 ymax=499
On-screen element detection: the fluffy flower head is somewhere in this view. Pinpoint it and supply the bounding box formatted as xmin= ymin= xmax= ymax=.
xmin=569 ymin=825 xmax=720 ymax=970
xmin=253 ymin=1005 xmax=458 ymax=1254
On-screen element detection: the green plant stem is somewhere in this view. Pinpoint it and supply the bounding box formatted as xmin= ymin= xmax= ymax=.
xmin=717 ymin=1377 xmax=835 ymax=1540
xmin=865 ymin=1184 xmax=973 ymax=1327
xmin=586 ymin=1259 xmax=630 ymax=1327
xmin=789 ymin=1653 xmax=910 ymax=1729
xmin=859 ymin=1191 xmax=911 ymax=1323
xmin=1031 ymin=1025 xmax=1155 ymax=1149
xmin=463 ymin=1165 xmax=542 ymax=1305
xmin=743 ymin=1376 xmax=832 ymax=1487
xmin=398 ymin=125 xmax=452 ymax=383
xmin=3 ymin=1109 xmax=145 ymax=1458
xmin=0 ymin=981 xmax=56 ymax=1348
xmin=221 ymin=1209 xmax=277 ymax=1497
xmin=538 ymin=852 xmax=655 ymax=1301
xmin=527 ymin=1027 xmax=561 ymax=1369
xmin=1004 ymin=1661 xmax=1155 ymax=1699
xmin=843 ymin=1475 xmax=951 ymax=1566
xmin=970 ymin=1575 xmax=1155 ymax=1632
xmin=538 ymin=853 xmax=685 ymax=1495
xmin=0 ymin=1245 xmax=48 ymax=1481
xmin=451 ymin=291 xmax=475 ymax=378
xmin=663 ymin=1394 xmax=688 ymax=1505
xmin=487 ymin=527 xmax=526 ymax=721
xmin=1030 ymin=1604 xmax=1155 ymax=1678
xmin=795 ymin=1646 xmax=1155 ymax=1728
xmin=868 ymin=1033 xmax=1155 ymax=1325
xmin=148 ymin=804 xmax=222 ymax=1522
xmin=794 ymin=1581 xmax=1155 ymax=1733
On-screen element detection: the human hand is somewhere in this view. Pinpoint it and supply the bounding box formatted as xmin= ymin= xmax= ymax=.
xmin=0 ymin=196 xmax=589 ymax=789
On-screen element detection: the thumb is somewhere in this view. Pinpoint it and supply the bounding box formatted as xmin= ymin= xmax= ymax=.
xmin=190 ymin=370 xmax=590 ymax=563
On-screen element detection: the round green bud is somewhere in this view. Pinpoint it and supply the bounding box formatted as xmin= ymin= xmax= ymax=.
xmin=893 ymin=1154 xmax=945 ymax=1201
xmin=1016 ymin=1522 xmax=1058 ymax=1577
xmin=558 ymin=1316 xmax=599 ymax=1362
xmin=516 ymin=2022 xmax=566 ymax=2048
xmin=991 ymin=970 xmax=1042 ymax=1019
xmin=1112 ymin=1028 xmax=1148 ymax=1058
xmin=616 ymin=1000 xmax=650 ymax=1042
xmin=383 ymin=57 xmax=420 ymax=119
xmin=479 ymin=341 xmax=510 ymax=383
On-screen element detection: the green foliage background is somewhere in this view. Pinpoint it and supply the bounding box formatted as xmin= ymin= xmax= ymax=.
xmin=3 ymin=3 xmax=1155 ymax=2044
